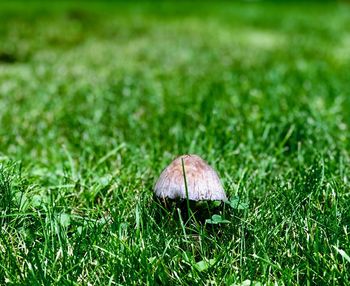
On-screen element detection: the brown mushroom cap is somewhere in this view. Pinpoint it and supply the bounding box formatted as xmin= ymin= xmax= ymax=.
xmin=154 ymin=154 xmax=227 ymax=201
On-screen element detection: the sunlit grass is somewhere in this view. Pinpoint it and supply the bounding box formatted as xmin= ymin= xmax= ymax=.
xmin=0 ymin=1 xmax=350 ymax=285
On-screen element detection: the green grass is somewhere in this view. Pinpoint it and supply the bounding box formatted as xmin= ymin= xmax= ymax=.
xmin=1 ymin=1 xmax=350 ymax=285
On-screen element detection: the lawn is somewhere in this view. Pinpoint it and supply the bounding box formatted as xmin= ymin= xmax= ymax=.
xmin=0 ymin=1 xmax=350 ymax=285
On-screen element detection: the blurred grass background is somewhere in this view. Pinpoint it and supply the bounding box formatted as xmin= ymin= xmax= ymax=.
xmin=0 ymin=1 xmax=350 ymax=285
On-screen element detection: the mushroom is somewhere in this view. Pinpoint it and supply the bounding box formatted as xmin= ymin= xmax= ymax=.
xmin=154 ymin=154 xmax=227 ymax=202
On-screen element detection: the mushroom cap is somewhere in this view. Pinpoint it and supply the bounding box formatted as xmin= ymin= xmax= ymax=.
xmin=154 ymin=154 xmax=227 ymax=201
